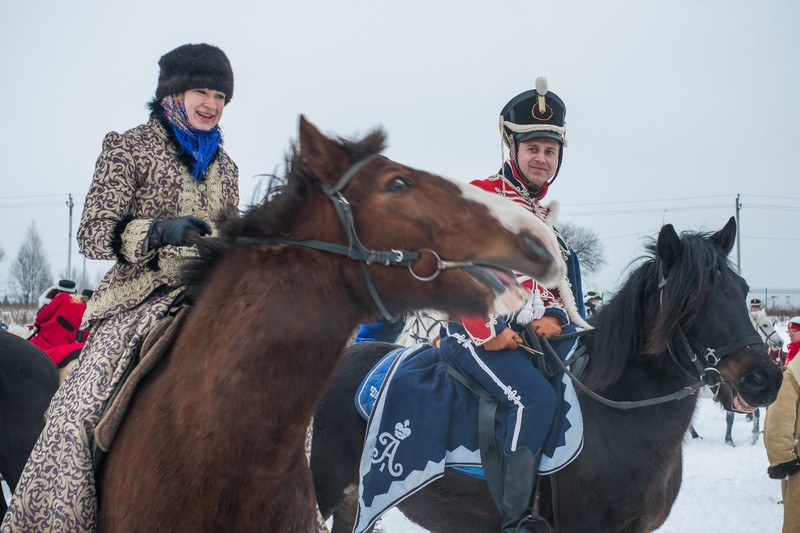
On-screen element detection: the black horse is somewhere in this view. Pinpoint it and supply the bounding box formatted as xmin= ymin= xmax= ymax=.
xmin=0 ymin=330 xmax=59 ymax=515
xmin=311 ymin=218 xmax=784 ymax=533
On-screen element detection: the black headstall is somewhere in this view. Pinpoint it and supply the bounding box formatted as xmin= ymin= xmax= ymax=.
xmin=226 ymin=154 xmax=480 ymax=321
xmin=657 ymin=260 xmax=763 ymax=391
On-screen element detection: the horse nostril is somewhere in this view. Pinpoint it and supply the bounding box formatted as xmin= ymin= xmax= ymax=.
xmin=740 ymin=372 xmax=767 ymax=391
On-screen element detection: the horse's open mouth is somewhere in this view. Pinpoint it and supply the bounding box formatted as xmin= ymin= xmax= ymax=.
xmin=464 ymin=265 xmax=530 ymax=315
xmin=730 ymin=388 xmax=757 ymax=414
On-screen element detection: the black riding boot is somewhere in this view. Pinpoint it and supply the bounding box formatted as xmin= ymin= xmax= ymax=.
xmin=500 ymin=447 xmax=549 ymax=533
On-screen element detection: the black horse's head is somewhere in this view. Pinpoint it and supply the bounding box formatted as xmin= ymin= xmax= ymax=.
xmin=585 ymin=217 xmax=782 ymax=412
xmin=650 ymin=217 xmax=782 ymax=411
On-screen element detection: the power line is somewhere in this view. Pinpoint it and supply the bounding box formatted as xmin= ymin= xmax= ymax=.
xmin=742 ymin=235 xmax=800 ymax=242
xmin=0 ymin=193 xmax=73 ymax=200
xmin=564 ymin=193 xmax=799 ymax=210
xmin=565 ymin=193 xmax=731 ymax=207
xmin=564 ymin=204 xmax=731 ymax=216
xmin=0 ymin=202 xmax=68 ymax=209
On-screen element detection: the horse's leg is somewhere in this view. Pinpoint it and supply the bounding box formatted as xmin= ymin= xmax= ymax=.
xmin=725 ymin=412 xmax=735 ymax=446
xmin=751 ymin=408 xmax=761 ymax=445
xmin=330 ymin=490 xmax=359 ymax=533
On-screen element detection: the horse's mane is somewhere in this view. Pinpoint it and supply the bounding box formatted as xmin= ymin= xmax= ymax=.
xmin=181 ymin=129 xmax=387 ymax=301
xmin=582 ymin=229 xmax=733 ymax=390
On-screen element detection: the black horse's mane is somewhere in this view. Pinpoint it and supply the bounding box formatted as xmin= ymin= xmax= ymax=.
xmin=582 ymin=229 xmax=733 ymax=390
xmin=181 ymin=129 xmax=386 ymax=301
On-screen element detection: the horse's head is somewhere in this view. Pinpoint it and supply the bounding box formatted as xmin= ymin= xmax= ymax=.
xmin=652 ymin=217 xmax=783 ymax=412
xmin=750 ymin=310 xmax=785 ymax=351
xmin=275 ymin=116 xmax=563 ymax=319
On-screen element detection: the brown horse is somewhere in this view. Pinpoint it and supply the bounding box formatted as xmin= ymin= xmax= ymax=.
xmin=311 ymin=218 xmax=784 ymax=533
xmin=96 ymin=117 xmax=565 ymax=532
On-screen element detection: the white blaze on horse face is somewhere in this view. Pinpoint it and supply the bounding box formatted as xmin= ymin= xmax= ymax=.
xmin=455 ymin=182 xmax=565 ymax=288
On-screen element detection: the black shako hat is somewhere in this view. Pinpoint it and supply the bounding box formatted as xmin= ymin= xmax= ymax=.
xmin=155 ymin=43 xmax=234 ymax=104
xmin=500 ymin=77 xmax=566 ymax=147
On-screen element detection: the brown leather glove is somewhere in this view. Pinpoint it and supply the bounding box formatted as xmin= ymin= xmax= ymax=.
xmin=481 ymin=327 xmax=523 ymax=351
xmin=529 ymin=315 xmax=564 ymax=339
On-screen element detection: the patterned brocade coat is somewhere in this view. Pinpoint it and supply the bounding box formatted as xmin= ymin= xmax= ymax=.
xmin=1 ymin=117 xmax=239 ymax=533
xmin=79 ymin=117 xmax=239 ymax=323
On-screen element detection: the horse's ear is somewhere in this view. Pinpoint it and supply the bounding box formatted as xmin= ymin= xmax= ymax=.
xmin=657 ymin=223 xmax=683 ymax=272
xmin=298 ymin=115 xmax=346 ymax=185
xmin=709 ymin=216 xmax=737 ymax=256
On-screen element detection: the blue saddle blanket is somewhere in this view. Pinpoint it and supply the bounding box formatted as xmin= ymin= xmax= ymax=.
xmin=353 ymin=343 xmax=584 ymax=533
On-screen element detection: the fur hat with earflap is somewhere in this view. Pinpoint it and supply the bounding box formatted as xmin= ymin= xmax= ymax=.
xmin=149 ymin=43 xmax=234 ymax=117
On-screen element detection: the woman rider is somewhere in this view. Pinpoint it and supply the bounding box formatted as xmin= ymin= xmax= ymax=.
xmin=2 ymin=43 xmax=239 ymax=532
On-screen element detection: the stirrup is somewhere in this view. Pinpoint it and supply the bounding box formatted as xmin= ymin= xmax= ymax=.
xmin=513 ymin=513 xmax=549 ymax=533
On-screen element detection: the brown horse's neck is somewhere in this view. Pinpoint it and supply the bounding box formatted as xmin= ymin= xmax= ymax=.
xmin=172 ymin=249 xmax=370 ymax=471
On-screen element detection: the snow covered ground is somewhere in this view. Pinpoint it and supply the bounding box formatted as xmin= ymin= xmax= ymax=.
xmin=373 ymin=396 xmax=784 ymax=532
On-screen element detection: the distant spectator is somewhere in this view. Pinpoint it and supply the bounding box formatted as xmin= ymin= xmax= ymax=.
xmin=584 ymin=291 xmax=603 ymax=318
xmin=764 ymin=353 xmax=800 ymax=531
xmin=29 ymin=279 xmax=87 ymax=356
xmin=785 ymin=318 xmax=800 ymax=368
xmin=35 ymin=279 xmax=83 ymax=313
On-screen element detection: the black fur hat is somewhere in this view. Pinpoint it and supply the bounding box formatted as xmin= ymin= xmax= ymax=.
xmin=155 ymin=43 xmax=234 ymax=104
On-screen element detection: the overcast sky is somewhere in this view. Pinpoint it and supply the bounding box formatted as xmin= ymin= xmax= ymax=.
xmin=1 ymin=0 xmax=798 ymax=305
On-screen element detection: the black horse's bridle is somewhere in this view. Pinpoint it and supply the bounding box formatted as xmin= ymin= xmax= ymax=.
xmin=656 ymin=260 xmax=763 ymax=394
xmin=228 ymin=154 xmax=485 ymax=321
xmin=518 ymin=259 xmax=764 ymax=410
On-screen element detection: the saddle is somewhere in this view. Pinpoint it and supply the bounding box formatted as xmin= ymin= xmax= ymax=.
xmin=352 ymin=337 xmax=586 ymax=533
xmin=94 ymin=304 xmax=189 ymax=455
xmin=355 ymin=336 xmax=589 ymax=470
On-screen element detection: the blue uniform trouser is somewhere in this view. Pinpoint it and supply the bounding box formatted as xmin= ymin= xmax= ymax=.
xmin=439 ymin=323 xmax=577 ymax=455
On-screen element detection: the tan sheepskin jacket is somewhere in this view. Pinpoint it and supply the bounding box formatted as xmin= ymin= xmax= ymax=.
xmin=78 ymin=118 xmax=239 ymax=323
xmin=764 ymin=358 xmax=800 ymax=466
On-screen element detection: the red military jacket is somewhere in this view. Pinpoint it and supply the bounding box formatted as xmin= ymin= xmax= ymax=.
xmin=459 ymin=162 xmax=573 ymax=345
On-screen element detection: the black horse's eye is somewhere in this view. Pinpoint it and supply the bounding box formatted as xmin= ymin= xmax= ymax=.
xmin=386 ymin=176 xmax=412 ymax=192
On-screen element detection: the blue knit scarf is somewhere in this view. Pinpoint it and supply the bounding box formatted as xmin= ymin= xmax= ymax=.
xmin=161 ymin=95 xmax=223 ymax=181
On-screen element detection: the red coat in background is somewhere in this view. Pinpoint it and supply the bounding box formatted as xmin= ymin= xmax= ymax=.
xmin=787 ymin=341 xmax=800 ymax=367
xmin=29 ymin=292 xmax=87 ymax=357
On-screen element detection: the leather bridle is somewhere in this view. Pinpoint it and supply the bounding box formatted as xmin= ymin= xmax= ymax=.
xmin=227 ymin=154 xmax=491 ymax=321
xmin=657 ymin=260 xmax=763 ymax=393
xmin=519 ymin=258 xmax=763 ymax=410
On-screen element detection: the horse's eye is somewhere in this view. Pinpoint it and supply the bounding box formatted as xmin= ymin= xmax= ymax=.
xmin=386 ymin=176 xmax=412 ymax=192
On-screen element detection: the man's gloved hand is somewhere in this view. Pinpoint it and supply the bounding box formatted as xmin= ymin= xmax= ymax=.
xmin=768 ymin=458 xmax=800 ymax=479
xmin=481 ymin=327 xmax=523 ymax=351
xmin=529 ymin=315 xmax=563 ymax=339
xmin=147 ymin=216 xmax=211 ymax=250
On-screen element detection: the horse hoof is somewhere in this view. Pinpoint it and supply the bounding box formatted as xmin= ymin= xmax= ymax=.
xmin=725 ymin=438 xmax=736 ymax=447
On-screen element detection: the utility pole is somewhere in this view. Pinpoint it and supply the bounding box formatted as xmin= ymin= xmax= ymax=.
xmin=735 ymin=194 xmax=741 ymax=272
xmin=66 ymin=193 xmax=74 ymax=278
